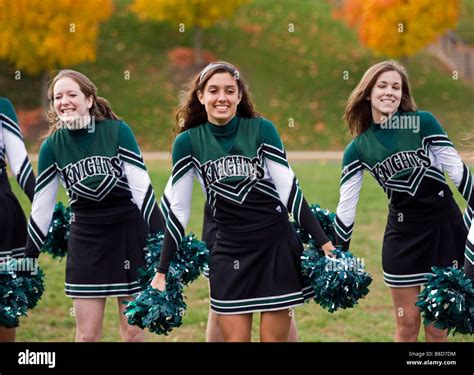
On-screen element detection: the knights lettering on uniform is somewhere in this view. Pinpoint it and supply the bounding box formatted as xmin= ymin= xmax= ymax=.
xmin=202 ymin=155 xmax=264 ymax=187
xmin=372 ymin=148 xmax=431 ymax=185
xmin=61 ymin=156 xmax=122 ymax=188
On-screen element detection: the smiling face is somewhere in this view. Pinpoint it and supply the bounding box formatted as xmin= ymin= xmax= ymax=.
xmin=53 ymin=77 xmax=93 ymax=124
xmin=197 ymin=72 xmax=242 ymax=125
xmin=369 ymin=70 xmax=402 ymax=123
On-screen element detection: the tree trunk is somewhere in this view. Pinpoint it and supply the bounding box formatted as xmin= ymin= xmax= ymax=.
xmin=40 ymin=70 xmax=49 ymax=111
xmin=194 ymin=26 xmax=204 ymax=66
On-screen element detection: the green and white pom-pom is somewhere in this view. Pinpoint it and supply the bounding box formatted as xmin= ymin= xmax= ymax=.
xmin=140 ymin=231 xmax=209 ymax=287
xmin=0 ymin=259 xmax=46 ymax=328
xmin=137 ymin=232 xmax=165 ymax=286
xmin=417 ymin=266 xmax=474 ymax=335
xmin=125 ymin=231 xmax=209 ymax=335
xmin=41 ymin=202 xmax=71 ymax=259
xmin=123 ymin=279 xmax=186 ymax=335
xmin=0 ymin=273 xmax=24 ymax=328
xmin=301 ymin=242 xmax=372 ymax=313
xmin=293 ymin=204 xmax=336 ymax=244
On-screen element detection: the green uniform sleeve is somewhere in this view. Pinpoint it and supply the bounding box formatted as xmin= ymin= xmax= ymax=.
xmin=335 ymin=141 xmax=364 ymax=250
xmin=420 ymin=111 xmax=452 ymax=147
xmin=25 ymin=139 xmax=59 ymax=258
xmin=0 ymin=97 xmax=36 ymax=201
xmin=260 ymin=118 xmax=330 ymax=247
xmin=420 ymin=112 xmax=473 ymax=211
xmin=157 ymin=131 xmax=194 ymax=273
xmin=118 ymin=121 xmax=160 ymax=232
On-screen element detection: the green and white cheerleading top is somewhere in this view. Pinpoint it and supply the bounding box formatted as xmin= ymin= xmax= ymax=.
xmin=0 ymin=98 xmax=35 ymax=202
xmin=335 ymin=111 xmax=473 ymax=249
xmin=25 ymin=119 xmax=160 ymax=258
xmin=157 ymin=116 xmax=329 ymax=273
xmin=466 ymin=219 xmax=474 ymax=280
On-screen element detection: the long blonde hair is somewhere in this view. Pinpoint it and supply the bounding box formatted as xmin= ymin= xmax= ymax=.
xmin=45 ymin=69 xmax=119 ymax=137
xmin=344 ymin=60 xmax=417 ymax=136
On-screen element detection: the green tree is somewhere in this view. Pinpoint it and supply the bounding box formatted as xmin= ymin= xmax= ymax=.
xmin=130 ymin=0 xmax=248 ymax=65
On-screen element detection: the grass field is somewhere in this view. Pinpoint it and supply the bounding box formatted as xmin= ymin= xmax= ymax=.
xmin=10 ymin=160 xmax=473 ymax=342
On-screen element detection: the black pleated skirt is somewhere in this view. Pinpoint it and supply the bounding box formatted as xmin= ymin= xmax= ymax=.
xmin=65 ymin=208 xmax=147 ymax=298
xmin=0 ymin=171 xmax=27 ymax=260
xmin=209 ymin=217 xmax=314 ymax=314
xmin=201 ymin=202 xmax=216 ymax=279
xmin=382 ymin=198 xmax=467 ymax=288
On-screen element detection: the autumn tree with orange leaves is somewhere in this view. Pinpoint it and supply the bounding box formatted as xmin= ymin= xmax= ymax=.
xmin=335 ymin=0 xmax=460 ymax=59
xmin=0 ymin=0 xmax=113 ymax=104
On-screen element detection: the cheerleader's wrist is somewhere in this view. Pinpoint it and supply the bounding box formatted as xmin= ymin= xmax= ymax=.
xmin=156 ymin=266 xmax=168 ymax=274
xmin=321 ymin=241 xmax=336 ymax=253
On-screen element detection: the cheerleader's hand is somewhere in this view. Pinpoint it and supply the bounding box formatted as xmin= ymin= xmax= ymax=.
xmin=150 ymin=272 xmax=166 ymax=292
xmin=321 ymin=241 xmax=336 ymax=257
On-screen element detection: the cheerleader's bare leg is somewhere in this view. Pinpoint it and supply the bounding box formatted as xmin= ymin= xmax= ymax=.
xmin=117 ymin=296 xmax=145 ymax=342
xmin=390 ymin=286 xmax=422 ymax=342
xmin=217 ymin=313 xmax=252 ymax=342
xmin=206 ymin=308 xmax=225 ymax=342
xmin=260 ymin=309 xmax=292 ymax=342
xmin=73 ymin=298 xmax=106 ymax=342
xmin=424 ymin=322 xmax=447 ymax=342
xmin=207 ymin=307 xmax=298 ymax=342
